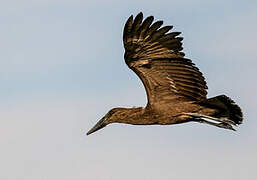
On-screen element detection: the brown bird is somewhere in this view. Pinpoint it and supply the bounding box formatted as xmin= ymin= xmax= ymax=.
xmin=87 ymin=12 xmax=243 ymax=135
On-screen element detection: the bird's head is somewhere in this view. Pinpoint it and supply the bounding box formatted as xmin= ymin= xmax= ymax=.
xmin=86 ymin=108 xmax=124 ymax=136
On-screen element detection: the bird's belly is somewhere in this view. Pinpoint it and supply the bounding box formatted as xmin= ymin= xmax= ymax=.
xmin=155 ymin=115 xmax=191 ymax=125
xmin=148 ymin=102 xmax=203 ymax=125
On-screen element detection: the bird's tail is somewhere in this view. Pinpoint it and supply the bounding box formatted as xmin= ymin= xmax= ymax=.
xmin=201 ymin=95 xmax=243 ymax=125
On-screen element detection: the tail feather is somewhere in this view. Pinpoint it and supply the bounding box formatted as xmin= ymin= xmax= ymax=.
xmin=201 ymin=95 xmax=243 ymax=125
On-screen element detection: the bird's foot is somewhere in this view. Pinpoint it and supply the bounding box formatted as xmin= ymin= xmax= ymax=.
xmin=216 ymin=122 xmax=236 ymax=131
xmin=183 ymin=113 xmax=237 ymax=126
xmin=193 ymin=118 xmax=236 ymax=131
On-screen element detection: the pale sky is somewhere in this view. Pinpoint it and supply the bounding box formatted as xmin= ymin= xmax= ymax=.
xmin=1 ymin=0 xmax=257 ymax=179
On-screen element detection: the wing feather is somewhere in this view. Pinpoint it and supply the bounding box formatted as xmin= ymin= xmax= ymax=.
xmin=150 ymin=26 xmax=173 ymax=41
xmin=159 ymin=32 xmax=181 ymax=42
xmin=138 ymin=16 xmax=154 ymax=39
xmin=145 ymin=21 xmax=163 ymax=39
xmin=131 ymin=12 xmax=143 ymax=40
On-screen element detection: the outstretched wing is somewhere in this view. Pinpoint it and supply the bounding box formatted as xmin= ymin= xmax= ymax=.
xmin=123 ymin=12 xmax=208 ymax=106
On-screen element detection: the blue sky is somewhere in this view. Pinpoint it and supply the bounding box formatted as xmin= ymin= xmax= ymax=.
xmin=1 ymin=0 xmax=257 ymax=179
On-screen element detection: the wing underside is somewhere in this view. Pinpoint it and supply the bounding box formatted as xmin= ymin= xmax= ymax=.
xmin=123 ymin=12 xmax=208 ymax=106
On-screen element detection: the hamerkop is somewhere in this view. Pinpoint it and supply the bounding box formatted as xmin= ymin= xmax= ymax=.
xmin=87 ymin=12 xmax=243 ymax=135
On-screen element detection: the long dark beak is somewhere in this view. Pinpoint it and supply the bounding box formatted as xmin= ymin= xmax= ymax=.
xmin=87 ymin=117 xmax=107 ymax=135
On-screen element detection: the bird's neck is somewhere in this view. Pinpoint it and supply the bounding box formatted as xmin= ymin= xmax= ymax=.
xmin=113 ymin=107 xmax=155 ymax=125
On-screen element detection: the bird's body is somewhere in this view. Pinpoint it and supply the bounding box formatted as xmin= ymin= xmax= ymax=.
xmin=87 ymin=12 xmax=243 ymax=135
xmin=108 ymin=102 xmax=216 ymax=126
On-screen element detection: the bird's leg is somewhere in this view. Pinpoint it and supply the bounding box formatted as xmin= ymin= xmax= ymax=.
xmin=183 ymin=113 xmax=237 ymax=126
xmin=193 ymin=118 xmax=236 ymax=131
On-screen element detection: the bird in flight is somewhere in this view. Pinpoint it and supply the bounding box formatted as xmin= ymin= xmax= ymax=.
xmin=87 ymin=12 xmax=243 ymax=135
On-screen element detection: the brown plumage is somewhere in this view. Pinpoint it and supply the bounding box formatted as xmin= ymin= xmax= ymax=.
xmin=87 ymin=12 xmax=243 ymax=135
